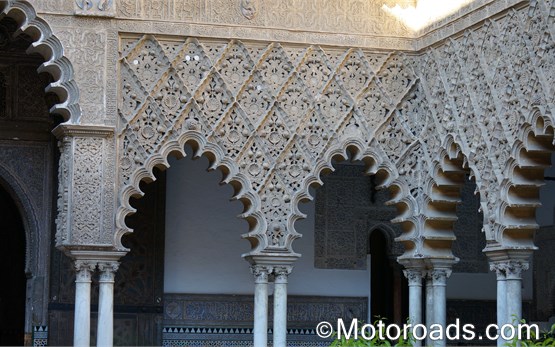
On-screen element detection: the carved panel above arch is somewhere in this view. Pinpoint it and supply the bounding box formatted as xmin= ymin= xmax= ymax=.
xmin=118 ymin=35 xmax=421 ymax=256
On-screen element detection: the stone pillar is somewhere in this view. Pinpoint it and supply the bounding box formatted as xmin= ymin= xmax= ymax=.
xmin=490 ymin=262 xmax=507 ymax=346
xmin=505 ymin=260 xmax=528 ymax=326
xmin=252 ymin=265 xmax=271 ymax=347
xmin=403 ymin=268 xmax=423 ymax=347
xmin=425 ymin=272 xmax=434 ymax=347
xmin=97 ymin=261 xmax=119 ymax=347
xmin=431 ymin=268 xmax=451 ymax=347
xmin=273 ymin=266 xmax=291 ymax=347
xmin=74 ymin=260 xmax=96 ymax=347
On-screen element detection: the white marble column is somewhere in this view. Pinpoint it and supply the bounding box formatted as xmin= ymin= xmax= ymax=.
xmin=252 ymin=265 xmax=271 ymax=347
xmin=431 ymin=268 xmax=451 ymax=347
xmin=403 ymin=268 xmax=423 ymax=347
xmin=505 ymin=261 xmax=528 ymax=326
xmin=97 ymin=261 xmax=119 ymax=347
xmin=273 ymin=266 xmax=291 ymax=347
xmin=425 ymin=272 xmax=434 ymax=347
xmin=74 ymin=260 xmax=96 ymax=347
xmin=490 ymin=262 xmax=507 ymax=346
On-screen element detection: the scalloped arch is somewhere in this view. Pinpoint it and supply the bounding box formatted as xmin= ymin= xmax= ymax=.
xmin=496 ymin=107 xmax=554 ymax=248
xmin=288 ymin=138 xmax=409 ymax=255
xmin=115 ymin=131 xmax=263 ymax=253
xmin=0 ymin=0 xmax=81 ymax=122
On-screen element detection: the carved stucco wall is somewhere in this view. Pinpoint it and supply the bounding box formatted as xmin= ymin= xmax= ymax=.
xmin=411 ymin=0 xmax=555 ymax=248
xmin=115 ymin=0 xmax=554 ymax=262
xmin=314 ymin=162 xmax=401 ymax=270
xmin=2 ymin=0 xmax=552 ymax=271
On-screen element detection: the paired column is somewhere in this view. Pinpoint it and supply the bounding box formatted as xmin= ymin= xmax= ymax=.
xmin=74 ymin=261 xmax=96 ymax=347
xmin=488 ymin=252 xmax=530 ymax=346
xmin=73 ymin=258 xmax=120 ymax=347
xmin=97 ymin=262 xmax=120 ymax=347
xmin=403 ymin=268 xmax=423 ymax=347
xmin=252 ymin=265 xmax=271 ymax=347
xmin=251 ymin=264 xmax=293 ymax=347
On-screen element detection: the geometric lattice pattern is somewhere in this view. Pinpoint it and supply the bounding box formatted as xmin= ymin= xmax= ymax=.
xmin=118 ymin=1 xmax=555 ymax=261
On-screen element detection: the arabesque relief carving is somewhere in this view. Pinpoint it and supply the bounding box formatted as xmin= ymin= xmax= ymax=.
xmin=117 ymin=0 xmax=554 ymax=262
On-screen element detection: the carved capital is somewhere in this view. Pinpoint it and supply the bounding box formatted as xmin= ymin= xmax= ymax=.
xmin=490 ymin=260 xmax=529 ymax=280
xmin=273 ymin=266 xmax=292 ymax=284
xmin=489 ymin=262 xmax=507 ymax=280
xmin=98 ymin=261 xmax=120 ymax=283
xmin=251 ymin=265 xmax=272 ymax=284
xmin=430 ymin=268 xmax=451 ymax=286
xmin=403 ymin=268 xmax=424 ymax=286
xmin=74 ymin=260 xmax=96 ymax=283
xmin=504 ymin=260 xmax=529 ymax=280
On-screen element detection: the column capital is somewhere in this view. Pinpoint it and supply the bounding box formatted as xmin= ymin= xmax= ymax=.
xmin=504 ymin=260 xmax=529 ymax=280
xmin=273 ymin=266 xmax=292 ymax=284
xmin=98 ymin=261 xmax=120 ymax=283
xmin=251 ymin=265 xmax=272 ymax=284
xmin=489 ymin=262 xmax=507 ymax=279
xmin=403 ymin=268 xmax=424 ymax=286
xmin=489 ymin=260 xmax=529 ymax=280
xmin=429 ymin=268 xmax=451 ymax=286
xmin=74 ymin=260 xmax=96 ymax=282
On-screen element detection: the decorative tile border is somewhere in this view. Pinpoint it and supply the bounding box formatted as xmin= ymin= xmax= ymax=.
xmin=32 ymin=326 xmax=48 ymax=347
xmin=162 ymin=326 xmax=330 ymax=347
xmin=164 ymin=294 xmax=367 ymax=328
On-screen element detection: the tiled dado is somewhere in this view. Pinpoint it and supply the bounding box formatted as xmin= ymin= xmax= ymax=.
xmin=162 ymin=327 xmax=331 ymax=347
xmin=32 ymin=326 xmax=48 ymax=347
xmin=162 ymin=294 xmax=367 ymax=346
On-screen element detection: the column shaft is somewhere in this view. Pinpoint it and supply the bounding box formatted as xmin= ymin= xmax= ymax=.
xmin=252 ymin=266 xmax=270 ymax=347
xmin=505 ymin=261 xmax=527 ymax=325
xmin=491 ymin=264 xmax=507 ymax=347
xmin=273 ymin=267 xmax=291 ymax=347
xmin=74 ymin=261 xmax=95 ymax=347
xmin=431 ymin=268 xmax=451 ymax=347
xmin=97 ymin=262 xmax=119 ymax=347
xmin=403 ymin=269 xmax=423 ymax=347
xmin=425 ymin=274 xmax=434 ymax=347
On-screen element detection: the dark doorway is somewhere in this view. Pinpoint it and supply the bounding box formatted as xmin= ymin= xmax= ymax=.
xmin=0 ymin=185 xmax=26 ymax=345
xmin=369 ymin=230 xmax=394 ymax=322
